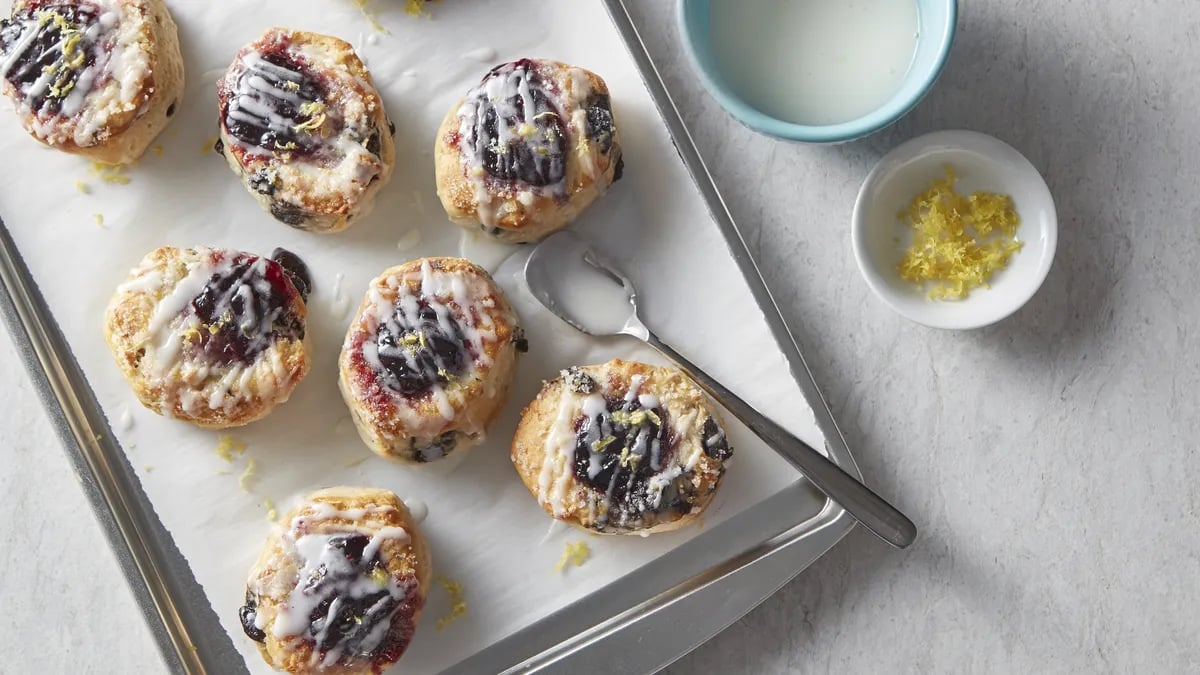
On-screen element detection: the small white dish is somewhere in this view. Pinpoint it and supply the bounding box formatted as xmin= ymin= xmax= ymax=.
xmin=851 ymin=130 xmax=1057 ymax=329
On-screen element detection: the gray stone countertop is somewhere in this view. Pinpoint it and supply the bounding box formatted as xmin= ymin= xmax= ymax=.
xmin=3 ymin=1 xmax=1199 ymax=673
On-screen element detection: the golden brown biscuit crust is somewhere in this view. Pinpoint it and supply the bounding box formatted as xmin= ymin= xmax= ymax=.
xmin=434 ymin=59 xmax=622 ymax=243
xmin=511 ymin=359 xmax=733 ymax=535
xmin=243 ymin=487 xmax=431 ymax=675
xmin=339 ymin=257 xmax=521 ymax=463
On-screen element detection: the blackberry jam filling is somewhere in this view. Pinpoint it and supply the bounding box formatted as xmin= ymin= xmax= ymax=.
xmin=270 ymin=247 xmax=312 ymax=302
xmin=584 ymin=93 xmax=616 ymax=154
xmin=702 ymin=416 xmax=733 ymax=462
xmin=224 ymin=49 xmax=331 ymax=157
xmin=0 ymin=4 xmax=102 ymax=114
xmin=573 ymin=395 xmax=683 ymax=527
xmin=300 ymin=534 xmax=402 ymax=663
xmin=469 ymin=60 xmax=566 ymax=187
xmin=189 ymin=256 xmax=303 ymax=365
xmin=373 ymin=303 xmax=469 ymax=396
xmin=239 ymin=590 xmax=266 ymax=643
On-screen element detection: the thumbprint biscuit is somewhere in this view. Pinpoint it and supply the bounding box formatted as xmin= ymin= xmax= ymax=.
xmin=0 ymin=0 xmax=185 ymax=163
xmin=511 ymin=359 xmax=734 ymax=535
xmin=104 ymin=246 xmax=311 ymax=428
xmin=217 ymin=28 xmax=394 ymax=233
xmin=339 ymin=257 xmax=523 ymax=463
xmin=435 ymin=58 xmax=623 ymax=243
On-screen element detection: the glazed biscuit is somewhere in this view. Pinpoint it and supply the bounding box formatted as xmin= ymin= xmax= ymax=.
xmin=239 ymin=487 xmax=431 ymax=675
xmin=217 ymin=28 xmax=394 ymax=233
xmin=435 ymin=58 xmax=623 ymax=243
xmin=104 ymin=246 xmax=311 ymax=428
xmin=512 ymin=360 xmax=734 ymax=535
xmin=0 ymin=0 xmax=184 ymax=163
xmin=339 ymin=257 xmax=523 ymax=463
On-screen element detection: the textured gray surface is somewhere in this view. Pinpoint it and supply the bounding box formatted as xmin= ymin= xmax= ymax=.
xmin=3 ymin=1 xmax=1199 ymax=673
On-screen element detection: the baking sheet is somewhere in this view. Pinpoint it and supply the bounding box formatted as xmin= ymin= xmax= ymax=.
xmin=0 ymin=1 xmax=827 ymax=672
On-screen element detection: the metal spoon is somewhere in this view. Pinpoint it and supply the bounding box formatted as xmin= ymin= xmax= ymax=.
xmin=524 ymin=232 xmax=916 ymax=549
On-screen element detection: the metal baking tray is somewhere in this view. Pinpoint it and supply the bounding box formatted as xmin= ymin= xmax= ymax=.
xmin=0 ymin=2 xmax=859 ymax=672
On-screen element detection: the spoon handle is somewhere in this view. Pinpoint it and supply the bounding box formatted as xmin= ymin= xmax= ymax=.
xmin=642 ymin=330 xmax=917 ymax=549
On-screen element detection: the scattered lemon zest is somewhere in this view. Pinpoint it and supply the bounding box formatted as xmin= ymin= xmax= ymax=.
xmin=282 ymin=80 xmax=301 ymax=92
xmin=238 ymin=457 xmax=257 ymax=491
xmin=403 ymin=0 xmax=440 ymax=17
xmin=214 ymin=434 xmax=247 ymax=461
xmin=93 ymin=213 xmax=104 ymax=227
xmin=354 ymin=0 xmax=390 ymax=32
xmin=202 ymin=136 xmax=218 ymax=154
xmin=152 ymin=145 xmax=164 ymax=157
xmin=368 ymin=567 xmax=390 ymax=587
xmin=143 ymin=465 xmax=153 ymax=473
xmin=591 ymin=435 xmax=616 ymax=453
xmin=293 ymin=112 xmax=326 ymax=134
xmin=178 ymin=324 xmax=203 ymax=344
xmin=263 ymin=498 xmax=277 ymax=521
xmin=435 ymin=575 xmax=467 ymax=630
xmin=89 ymin=162 xmax=130 ymax=185
xmin=897 ymin=166 xmax=1023 ymax=300
xmin=74 ymin=180 xmax=90 ymax=194
xmin=554 ymin=540 xmax=591 ymax=573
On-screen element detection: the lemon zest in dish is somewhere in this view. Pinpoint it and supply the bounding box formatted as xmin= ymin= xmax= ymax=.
xmin=89 ymin=162 xmax=130 ymax=185
xmin=897 ymin=165 xmax=1023 ymax=300
xmin=214 ymin=434 xmax=247 ymax=461
xmin=435 ymin=575 xmax=467 ymax=630
xmin=554 ymin=540 xmax=591 ymax=573
xmin=238 ymin=456 xmax=257 ymax=491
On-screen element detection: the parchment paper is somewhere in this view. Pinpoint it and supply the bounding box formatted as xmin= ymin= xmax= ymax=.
xmin=0 ymin=1 xmax=824 ymax=671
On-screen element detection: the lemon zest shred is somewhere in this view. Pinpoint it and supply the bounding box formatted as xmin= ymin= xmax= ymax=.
xmin=263 ymin=498 xmax=278 ymax=521
xmin=897 ymin=165 xmax=1023 ymax=300
xmin=89 ymin=162 xmax=130 ymax=185
xmin=238 ymin=457 xmax=257 ymax=491
xmin=435 ymin=575 xmax=467 ymax=630
xmin=93 ymin=213 xmax=104 ymax=227
xmin=202 ymin=136 xmax=219 ymax=154
xmin=293 ymin=112 xmax=326 ymax=134
xmin=353 ymin=0 xmax=390 ymax=33
xmin=214 ymin=434 xmax=247 ymax=462
xmin=74 ymin=180 xmax=90 ymax=194
xmin=553 ymin=540 xmax=591 ymax=573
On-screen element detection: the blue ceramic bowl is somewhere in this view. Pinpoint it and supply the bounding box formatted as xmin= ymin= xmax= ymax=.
xmin=678 ymin=0 xmax=958 ymax=143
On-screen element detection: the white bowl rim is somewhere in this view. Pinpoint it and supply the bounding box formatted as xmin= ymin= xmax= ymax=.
xmin=851 ymin=129 xmax=1059 ymax=330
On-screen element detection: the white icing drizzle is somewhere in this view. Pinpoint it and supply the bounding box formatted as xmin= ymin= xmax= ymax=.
xmin=454 ymin=60 xmax=591 ymax=228
xmin=536 ymin=369 xmax=722 ymax=531
xmin=404 ymin=499 xmax=428 ymax=525
xmin=271 ymin=526 xmax=411 ymax=666
xmin=119 ymin=248 xmax=302 ymax=417
xmin=1 ymin=2 xmax=151 ymax=146
xmin=395 ymin=227 xmax=421 ymax=251
xmin=462 ymin=46 xmax=497 ymax=63
xmin=220 ymin=35 xmax=385 ymax=219
xmin=359 ymin=261 xmax=501 ymax=425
